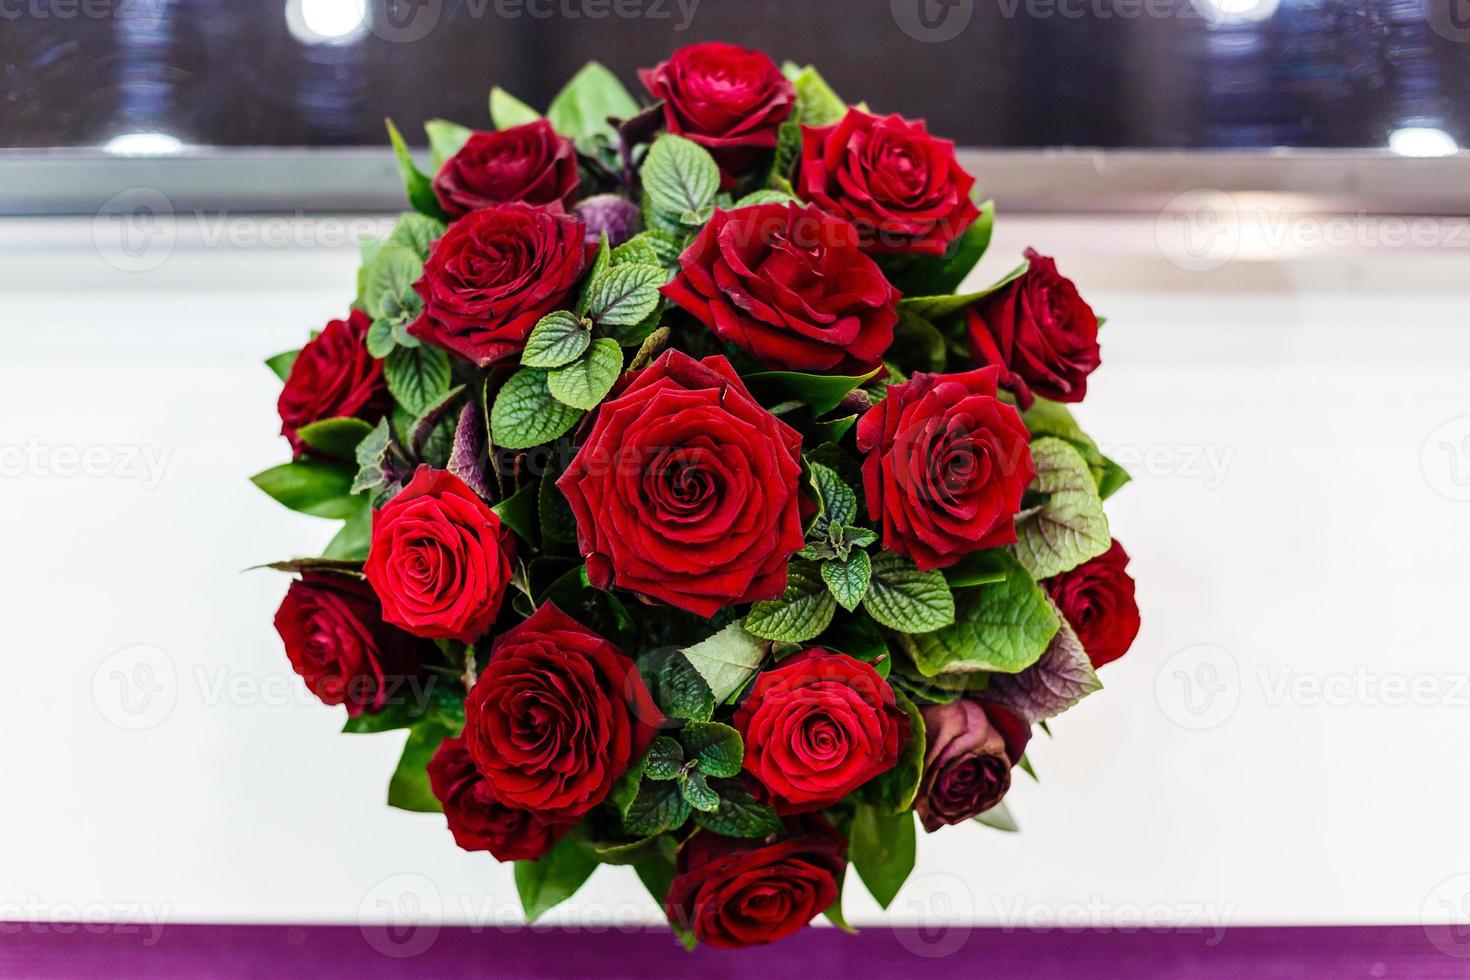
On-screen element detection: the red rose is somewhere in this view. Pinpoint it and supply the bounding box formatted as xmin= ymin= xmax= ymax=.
xmin=364 ymin=467 xmax=514 ymax=642
xmin=732 ymin=649 xmax=909 ymax=813
xmin=556 ymin=350 xmax=805 ymax=618
xmin=665 ymin=820 xmax=846 ymax=948
xmin=1046 ymin=539 xmax=1140 ymax=669
xmin=409 ymin=203 xmax=588 ymax=367
xmin=798 ymin=108 xmax=980 ymax=256
xmin=966 ymin=249 xmax=1101 ymax=408
xmin=640 ymin=42 xmax=795 ymax=185
xmin=857 ymin=368 xmax=1034 ymax=570
xmin=915 ymin=699 xmax=1030 ymax=832
xmin=662 ymin=202 xmax=899 ymax=374
xmin=272 ymin=572 xmax=427 ymax=717
xmin=462 ymin=602 xmax=662 ymax=821
xmin=427 ymin=736 xmax=568 ymax=862
xmin=277 ymin=309 xmax=388 ymax=456
xmin=431 ymin=120 xmax=580 ymax=218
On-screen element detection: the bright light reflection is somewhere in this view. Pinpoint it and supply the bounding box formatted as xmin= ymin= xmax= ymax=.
xmin=1389 ymin=127 xmax=1460 ymax=159
xmin=1192 ymin=0 xmax=1281 ymax=24
xmin=285 ymin=0 xmax=368 ymax=45
xmin=103 ymin=132 xmax=185 ymax=156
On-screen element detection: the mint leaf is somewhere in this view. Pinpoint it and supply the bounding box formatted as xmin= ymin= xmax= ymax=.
xmin=679 ymin=721 xmax=744 ymax=779
xmin=515 ymin=834 xmax=598 ymax=922
xmin=383 ymin=344 xmax=451 ymax=416
xmin=584 ymin=263 xmax=666 ymax=327
xmin=385 ymin=211 xmax=445 ymax=260
xmin=547 ymin=338 xmax=623 ymax=410
xmin=521 ymin=311 xmax=591 ymax=369
xmin=850 ymin=803 xmax=915 ymax=910
xmin=862 ymin=552 xmax=955 ymax=633
xmin=808 ymin=462 xmax=858 ymax=529
xmin=787 ymin=65 xmax=847 ymax=126
xmin=639 ymin=648 xmax=715 ymax=723
xmin=745 ymin=562 xmax=837 ymax=643
xmin=351 ymin=418 xmax=393 ymax=495
xmin=681 ymin=623 xmax=767 ymax=703
xmin=624 ymin=778 xmax=692 ymax=837
xmin=490 ymin=368 xmax=585 ymax=450
xmin=251 ymin=459 xmax=358 ymax=519
xmin=361 ymin=243 xmax=423 ymax=324
xmin=641 ymin=134 xmax=719 ymax=219
xmin=644 ymin=736 xmax=685 ymax=780
xmin=694 ymin=779 xmax=783 ymax=839
xmin=822 ymin=551 xmax=871 ymax=612
xmin=1013 ymin=437 xmax=1111 ymax=580
xmin=681 ymin=771 xmax=720 ymax=813
xmin=985 ymin=600 xmax=1102 ymax=724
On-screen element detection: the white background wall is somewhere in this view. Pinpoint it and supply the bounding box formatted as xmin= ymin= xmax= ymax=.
xmin=3 ymin=208 xmax=1469 ymax=938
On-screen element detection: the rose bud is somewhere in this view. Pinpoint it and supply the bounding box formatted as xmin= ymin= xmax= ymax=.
xmin=665 ymin=819 xmax=847 ymax=948
xmin=273 ymin=572 xmax=428 ymax=717
xmin=640 ymin=42 xmax=796 ymax=186
xmin=662 ymin=202 xmax=899 ymax=375
xmin=798 ymin=108 xmax=981 ymax=256
xmin=277 ymin=309 xmax=389 ymax=457
xmin=857 ymin=368 xmax=1034 ymax=570
xmin=431 ymin=120 xmax=580 ymax=218
xmin=364 ymin=466 xmax=515 ymax=642
xmin=1046 ymin=540 xmax=1141 ymax=669
xmin=733 ymin=649 xmax=909 ymax=814
xmin=965 ymin=249 xmax=1101 ymax=408
xmin=463 ymin=602 xmax=663 ymax=821
xmin=427 ymin=736 xmax=568 ymax=862
xmin=916 ymin=699 xmax=1031 ymax=832
xmin=409 ymin=202 xmax=588 ymax=367
xmin=572 ymin=193 xmax=640 ymax=248
xmin=557 ymin=350 xmax=805 ymax=618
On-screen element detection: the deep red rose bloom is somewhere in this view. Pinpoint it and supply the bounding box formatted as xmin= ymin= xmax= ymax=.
xmin=857 ymin=368 xmax=1034 ymax=570
xmin=365 ymin=467 xmax=514 ymax=642
xmin=272 ymin=572 xmax=427 ymax=717
xmin=409 ymin=203 xmax=588 ymax=367
xmin=556 ymin=350 xmax=805 ymax=618
xmin=665 ymin=820 xmax=847 ymax=948
xmin=277 ymin=309 xmax=389 ymax=456
xmin=966 ymin=249 xmax=1101 ymax=408
xmin=1046 ymin=539 xmax=1141 ymax=669
xmin=427 ymin=735 xmax=568 ymax=862
xmin=662 ymin=202 xmax=899 ymax=374
xmin=640 ymin=42 xmax=795 ymax=185
xmin=431 ymin=121 xmax=580 ymax=218
xmin=916 ymin=699 xmax=1030 ymax=832
xmin=798 ymin=108 xmax=981 ymax=256
xmin=732 ymin=649 xmax=909 ymax=813
xmin=463 ymin=602 xmax=663 ymax=821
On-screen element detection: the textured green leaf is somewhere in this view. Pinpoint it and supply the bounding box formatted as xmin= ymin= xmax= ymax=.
xmin=985 ymin=599 xmax=1102 ymax=724
xmin=862 ymin=552 xmax=955 ymax=633
xmin=808 ymin=462 xmax=858 ymax=529
xmin=641 ymin=134 xmax=720 ymax=218
xmin=745 ymin=563 xmax=837 ymax=643
xmin=788 ymin=65 xmax=847 ymax=126
xmin=522 ymin=312 xmax=591 ymax=370
xmin=822 ymin=551 xmax=871 ymax=612
xmin=584 ymin=264 xmax=666 ymax=328
xmin=490 ymin=87 xmax=541 ymax=129
xmin=640 ymin=648 xmax=716 ymax=722
xmin=547 ymin=338 xmax=623 ymax=410
xmin=490 ymin=368 xmax=585 ymax=450
xmin=694 ymin=779 xmax=783 ymax=839
xmin=351 ymin=418 xmax=392 ymax=495
xmin=515 ymin=834 xmax=598 ymax=922
xmin=385 ymin=212 xmax=444 ymax=259
xmin=1013 ymin=437 xmax=1111 ymax=580
xmin=680 ymin=623 xmax=767 ymax=703
xmin=681 ymin=771 xmax=720 ymax=813
xmin=900 ymin=551 xmax=1059 ymax=676
xmin=383 ymin=344 xmax=451 ymax=416
xmin=850 ymin=803 xmax=916 ymax=910
xmin=644 ymin=736 xmax=685 ymax=780
xmin=625 ymin=778 xmax=692 ymax=836
xmin=942 ymin=549 xmax=1012 ymax=589
xmin=361 ymin=243 xmax=423 ymax=324
xmin=251 ymin=459 xmax=358 ymax=519
xmin=611 ymin=236 xmax=662 ymax=267
xmin=679 ymin=721 xmax=744 ymax=779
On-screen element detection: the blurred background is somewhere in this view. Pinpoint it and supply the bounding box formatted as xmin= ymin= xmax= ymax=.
xmin=4 ymin=0 xmax=1470 ymax=963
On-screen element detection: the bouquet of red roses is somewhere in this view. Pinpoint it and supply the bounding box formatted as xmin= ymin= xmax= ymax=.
xmin=254 ymin=42 xmax=1141 ymax=949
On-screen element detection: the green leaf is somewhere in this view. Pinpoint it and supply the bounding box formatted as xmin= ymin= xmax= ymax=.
xmin=383 ymin=344 xmax=451 ymax=416
xmin=490 ymin=368 xmax=585 ymax=450
xmin=1097 ymin=455 xmax=1132 ymax=500
xmin=361 ymin=243 xmax=423 ymax=324
xmin=624 ymin=777 xmax=693 ymax=837
xmin=942 ymin=549 xmax=1012 ymax=589
xmin=576 ymin=234 xmax=613 ymax=317
xmin=1021 ymin=397 xmax=1105 ymax=479
xmin=547 ymin=338 xmax=623 ymax=410
xmin=681 ymin=771 xmax=721 ymax=813
xmin=887 ymin=309 xmax=948 ymax=375
xmin=985 ymin=599 xmax=1102 ymax=724
xmin=265 ymin=350 xmax=299 ymax=381
xmin=887 ymin=203 xmax=994 ymax=298
xmin=975 ymin=800 xmax=1020 ymax=832
xmin=1013 ymin=437 xmax=1111 ymax=580
xmin=296 ymin=416 xmax=375 ymax=459
xmin=640 ymin=648 xmax=715 ymax=723
xmin=644 ymin=736 xmax=685 ymax=780
xmin=425 ymin=118 xmax=472 ymax=170
xmin=351 ymin=418 xmax=393 ymax=495
xmin=870 ymin=686 xmax=925 ymax=815
xmin=808 ymin=462 xmax=858 ymax=529
xmin=850 ymin=803 xmax=916 ymax=910
xmin=323 ymin=503 xmax=373 ymax=561
xmin=609 ymin=753 xmax=647 ymax=817
xmin=490 ymin=87 xmax=541 ymax=129
xmin=745 ymin=562 xmax=837 ymax=643
xmin=515 ymin=834 xmax=599 ymax=922
xmin=681 ymin=623 xmax=767 ymax=704
xmin=611 ymin=236 xmax=662 ymax=268
xmin=385 ymin=212 xmax=445 ymax=260
xmin=592 ymin=835 xmax=670 ymax=866
xmin=641 ymin=134 xmax=720 ymax=219
xmin=734 ymin=188 xmax=797 ymax=208
xmin=538 ymin=453 xmax=579 ymax=545
xmin=385 ymin=118 xmax=447 ymax=222
xmin=584 ymin=264 xmax=666 ymax=327
xmin=386 ymin=723 xmax=447 ymax=813
xmin=788 ymin=65 xmax=847 ymax=126
xmin=899 ymin=259 xmax=1028 ymax=322
xmin=822 ymin=551 xmax=871 ymax=612
xmin=490 ymin=480 xmax=539 ymax=543
xmin=251 ymin=459 xmax=358 ymax=519
xmin=899 ymin=551 xmax=1059 ymax=676
xmin=546 ymin=61 xmax=639 ymax=148
xmin=747 ymin=368 xmax=879 ymax=417
xmin=694 ymin=779 xmax=783 ymax=839
xmin=365 ymin=318 xmax=397 ymax=359
xmin=679 ymin=721 xmax=744 ymax=779
xmin=862 ymin=552 xmax=955 ymax=633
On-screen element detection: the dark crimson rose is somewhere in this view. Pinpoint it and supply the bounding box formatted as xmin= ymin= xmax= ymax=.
xmin=665 ymin=820 xmax=846 ymax=949
xmin=364 ymin=467 xmax=514 ymax=642
xmin=272 ymin=572 xmax=427 ymax=717
xmin=662 ymin=202 xmax=899 ymax=374
xmin=732 ymin=649 xmax=909 ymax=814
xmin=916 ymin=699 xmax=1030 ymax=832
xmin=556 ymin=350 xmax=805 ymax=618
xmin=640 ymin=42 xmax=796 ymax=185
xmin=462 ymin=602 xmax=663 ymax=821
xmin=409 ymin=203 xmax=588 ymax=367
xmin=431 ymin=121 xmax=580 ymax=218
xmin=427 ymin=736 xmax=568 ymax=862
xmin=965 ymin=249 xmax=1101 ymax=408
xmin=1046 ymin=540 xmax=1141 ymax=669
xmin=857 ymin=368 xmax=1034 ymax=570
xmin=277 ymin=309 xmax=389 ymax=456
xmin=798 ymin=108 xmax=981 ymax=256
